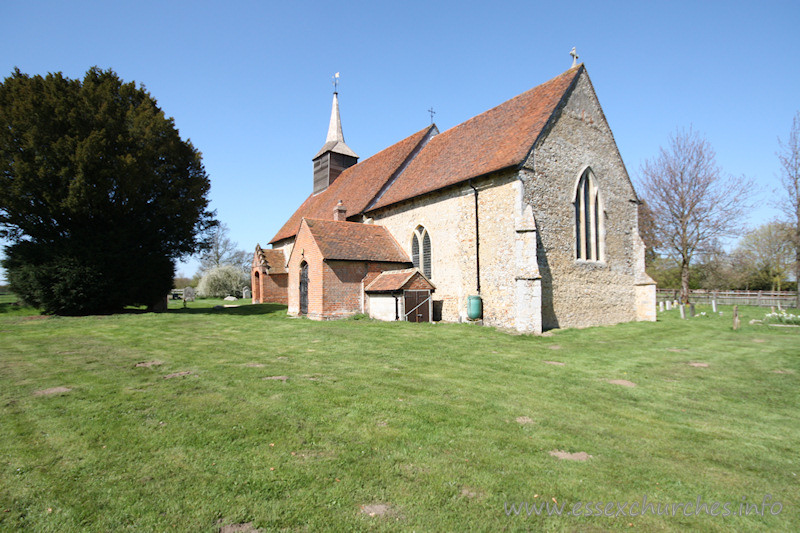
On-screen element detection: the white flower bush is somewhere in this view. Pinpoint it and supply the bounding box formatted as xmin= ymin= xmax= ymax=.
xmin=764 ymin=310 xmax=800 ymax=325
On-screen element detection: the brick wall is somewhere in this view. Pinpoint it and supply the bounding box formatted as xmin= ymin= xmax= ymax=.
xmin=260 ymin=273 xmax=288 ymax=304
xmin=323 ymin=261 xmax=410 ymax=318
xmin=286 ymin=221 xmax=325 ymax=318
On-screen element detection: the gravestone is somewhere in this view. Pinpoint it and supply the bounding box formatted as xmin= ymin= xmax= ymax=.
xmin=666 ymin=301 xmax=672 ymax=311
xmin=224 ymin=296 xmax=237 ymax=301
xmin=712 ymin=300 xmax=717 ymax=313
xmin=679 ymin=304 xmax=685 ymax=319
xmin=689 ymin=303 xmax=695 ymax=317
xmin=183 ymin=286 xmax=195 ymax=302
xmin=659 ymin=301 xmax=665 ymax=312
xmin=733 ymin=305 xmax=740 ymax=330
xmin=242 ymin=287 xmax=252 ymax=299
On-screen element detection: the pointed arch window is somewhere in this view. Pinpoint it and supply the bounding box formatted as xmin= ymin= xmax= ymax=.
xmin=412 ymin=226 xmax=432 ymax=279
xmin=575 ymin=168 xmax=604 ymax=261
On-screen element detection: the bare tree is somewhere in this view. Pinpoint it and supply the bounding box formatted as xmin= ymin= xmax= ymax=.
xmin=198 ymin=223 xmax=250 ymax=276
xmin=733 ymin=222 xmax=794 ymax=291
xmin=637 ymin=199 xmax=661 ymax=268
xmin=777 ymin=112 xmax=800 ymax=306
xmin=638 ymin=128 xmax=752 ymax=302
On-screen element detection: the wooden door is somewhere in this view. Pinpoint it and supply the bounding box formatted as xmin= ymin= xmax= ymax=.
xmin=404 ymin=290 xmax=430 ymax=322
xmin=299 ymin=262 xmax=308 ymax=315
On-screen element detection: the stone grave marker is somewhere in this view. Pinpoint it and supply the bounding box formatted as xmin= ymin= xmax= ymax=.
xmin=243 ymin=287 xmax=252 ymax=299
xmin=183 ymin=286 xmax=195 ymax=302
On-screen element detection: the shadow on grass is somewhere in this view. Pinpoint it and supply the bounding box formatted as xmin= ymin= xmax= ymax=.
xmin=168 ymin=303 xmax=288 ymax=316
xmin=0 ymin=301 xmax=41 ymax=316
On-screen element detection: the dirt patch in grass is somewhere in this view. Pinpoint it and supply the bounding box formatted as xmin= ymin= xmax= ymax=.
xmin=461 ymin=487 xmax=482 ymax=499
xmin=548 ymin=345 xmax=561 ymax=350
xmin=688 ymin=362 xmax=709 ymax=368
xmin=516 ymin=416 xmax=534 ymax=425
xmin=33 ymin=386 xmax=71 ymax=396
xmin=276 ymin=356 xmax=288 ymax=361
xmin=772 ymin=370 xmax=794 ymax=374
xmin=360 ymin=503 xmax=394 ymax=517
xmin=22 ymin=315 xmax=50 ymax=321
xmin=543 ymin=360 xmax=565 ymax=366
xmin=376 ymin=420 xmax=388 ymax=427
xmin=550 ymin=450 xmax=592 ymax=461
xmin=135 ymin=361 xmax=163 ymax=368
xmin=667 ymin=348 xmax=685 ymax=353
xmin=243 ymin=363 xmax=265 ymax=368
xmin=608 ymin=379 xmax=636 ymax=387
xmin=218 ymin=522 xmax=261 ymax=533
xmin=752 ymin=339 xmax=767 ymax=343
xmin=263 ymin=376 xmax=288 ymax=382
xmin=164 ymin=371 xmax=193 ymax=379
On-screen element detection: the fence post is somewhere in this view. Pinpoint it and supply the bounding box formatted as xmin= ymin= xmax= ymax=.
xmin=757 ymin=291 xmax=762 ymax=307
xmin=690 ymin=303 xmax=695 ymax=317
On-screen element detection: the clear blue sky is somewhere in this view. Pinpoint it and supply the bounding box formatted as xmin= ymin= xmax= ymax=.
xmin=2 ymin=0 xmax=798 ymax=280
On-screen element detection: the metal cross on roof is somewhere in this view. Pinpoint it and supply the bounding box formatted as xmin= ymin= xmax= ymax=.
xmin=570 ymin=47 xmax=579 ymax=68
xmin=332 ymin=72 xmax=340 ymax=93
xmin=428 ymin=107 xmax=436 ymax=124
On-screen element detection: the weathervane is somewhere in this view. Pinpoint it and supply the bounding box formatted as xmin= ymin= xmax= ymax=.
xmin=428 ymin=107 xmax=436 ymax=124
xmin=570 ymin=47 xmax=579 ymax=67
xmin=332 ymin=72 xmax=340 ymax=94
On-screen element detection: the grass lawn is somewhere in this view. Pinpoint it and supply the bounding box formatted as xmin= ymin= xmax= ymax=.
xmin=0 ymin=296 xmax=797 ymax=531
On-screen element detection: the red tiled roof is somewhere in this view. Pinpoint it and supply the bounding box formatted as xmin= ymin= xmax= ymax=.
xmin=370 ymin=66 xmax=582 ymax=210
xmin=257 ymin=247 xmax=287 ymax=274
xmin=269 ymin=125 xmax=436 ymax=244
xmin=304 ymin=219 xmax=411 ymax=263
xmin=365 ymin=268 xmax=435 ymax=292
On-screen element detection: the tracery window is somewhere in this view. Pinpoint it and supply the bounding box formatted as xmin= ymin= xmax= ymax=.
xmin=411 ymin=226 xmax=432 ymax=279
xmin=575 ymin=168 xmax=604 ymax=261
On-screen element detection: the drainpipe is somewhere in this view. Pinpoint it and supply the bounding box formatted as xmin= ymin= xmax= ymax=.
xmin=395 ymin=294 xmax=399 ymax=321
xmin=469 ymin=180 xmax=481 ymax=294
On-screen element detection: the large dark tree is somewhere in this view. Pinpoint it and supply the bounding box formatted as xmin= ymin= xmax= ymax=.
xmin=0 ymin=67 xmax=215 ymax=314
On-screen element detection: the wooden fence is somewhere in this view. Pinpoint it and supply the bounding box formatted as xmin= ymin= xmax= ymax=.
xmin=656 ymin=289 xmax=798 ymax=308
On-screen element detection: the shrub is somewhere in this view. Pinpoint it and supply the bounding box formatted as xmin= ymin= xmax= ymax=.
xmin=197 ymin=266 xmax=248 ymax=298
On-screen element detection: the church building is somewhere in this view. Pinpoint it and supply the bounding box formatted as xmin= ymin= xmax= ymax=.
xmin=252 ymin=62 xmax=656 ymax=333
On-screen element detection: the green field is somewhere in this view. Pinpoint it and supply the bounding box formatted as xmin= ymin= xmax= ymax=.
xmin=0 ymin=297 xmax=797 ymax=531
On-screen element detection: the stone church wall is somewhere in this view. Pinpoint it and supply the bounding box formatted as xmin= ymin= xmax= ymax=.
xmin=371 ymin=171 xmax=520 ymax=328
xmin=523 ymin=70 xmax=649 ymax=329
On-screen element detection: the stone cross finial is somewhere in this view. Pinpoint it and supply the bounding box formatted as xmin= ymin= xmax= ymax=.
xmin=570 ymin=47 xmax=579 ymax=67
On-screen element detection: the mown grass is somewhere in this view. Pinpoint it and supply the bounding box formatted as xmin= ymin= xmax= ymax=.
xmin=0 ymin=299 xmax=797 ymax=531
